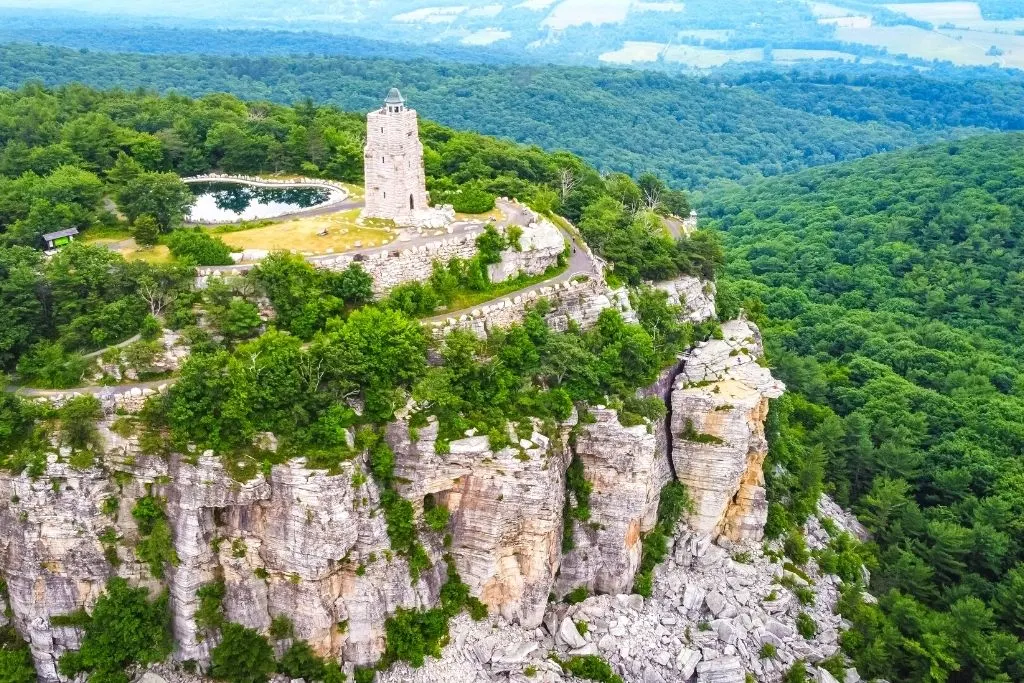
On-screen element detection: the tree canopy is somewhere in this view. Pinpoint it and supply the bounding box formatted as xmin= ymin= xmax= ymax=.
xmin=706 ymin=133 xmax=1024 ymax=681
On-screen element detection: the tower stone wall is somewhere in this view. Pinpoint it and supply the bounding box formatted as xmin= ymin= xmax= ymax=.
xmin=363 ymin=88 xmax=431 ymax=223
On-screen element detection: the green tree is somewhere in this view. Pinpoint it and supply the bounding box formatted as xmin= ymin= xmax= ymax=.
xmin=131 ymin=215 xmax=160 ymax=248
xmin=116 ymin=172 xmax=193 ymax=232
xmin=57 ymin=578 xmax=172 ymax=683
xmin=210 ymin=623 xmax=276 ymax=683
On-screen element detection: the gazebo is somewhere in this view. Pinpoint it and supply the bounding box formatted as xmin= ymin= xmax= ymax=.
xmin=42 ymin=228 xmax=79 ymax=250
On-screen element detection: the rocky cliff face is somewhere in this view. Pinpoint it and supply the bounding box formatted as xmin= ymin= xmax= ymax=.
xmin=387 ymin=417 xmax=570 ymax=629
xmin=555 ymin=407 xmax=670 ymax=597
xmin=2 ymin=302 xmax=838 ymax=683
xmin=671 ymin=319 xmax=785 ymax=542
xmin=0 ymin=425 xmax=445 ymax=681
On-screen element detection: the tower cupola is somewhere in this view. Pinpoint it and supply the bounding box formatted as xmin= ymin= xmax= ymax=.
xmin=382 ymin=87 xmax=406 ymax=114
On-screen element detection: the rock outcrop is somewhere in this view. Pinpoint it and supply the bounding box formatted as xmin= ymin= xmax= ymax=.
xmin=0 ymin=422 xmax=442 ymax=680
xmin=555 ymin=407 xmax=670 ymax=596
xmin=376 ymin=499 xmax=863 ymax=683
xmin=671 ymin=319 xmax=785 ymax=541
xmin=488 ymin=218 xmax=566 ymax=284
xmin=387 ymin=418 xmax=570 ymax=629
xmin=1 ymin=309 xmax=833 ymax=683
xmin=655 ymin=275 xmax=717 ymax=323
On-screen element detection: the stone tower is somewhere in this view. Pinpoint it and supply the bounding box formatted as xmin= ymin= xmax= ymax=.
xmin=363 ymin=87 xmax=430 ymax=223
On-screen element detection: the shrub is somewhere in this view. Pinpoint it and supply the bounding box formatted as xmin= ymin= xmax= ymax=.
xmin=354 ymin=668 xmax=376 ymax=683
xmin=269 ymin=614 xmax=295 ymax=640
xmin=16 ymin=341 xmax=87 ymax=389
xmin=135 ymin=517 xmax=178 ymax=579
xmin=633 ymin=482 xmax=690 ymax=596
xmin=759 ymin=642 xmax=777 ymax=658
xmin=424 ymin=503 xmax=450 ymax=532
xmin=795 ymin=612 xmax=817 ymax=639
xmin=559 ymin=655 xmax=623 ymax=683
xmin=278 ymin=641 xmax=326 ymax=681
xmin=783 ymin=660 xmax=808 ymax=683
xmin=451 ymin=186 xmax=496 ymax=214
xmin=0 ymin=646 xmax=37 ymax=683
xmin=132 ymin=496 xmax=178 ymax=578
xmin=131 ymin=496 xmax=164 ymax=535
xmin=57 ymin=578 xmax=172 ymax=683
xmin=132 ymin=214 xmax=160 ymax=247
xmin=210 ymin=623 xmax=276 ymax=683
xmin=795 ymin=586 xmax=815 ymax=605
xmin=166 ymin=228 xmax=234 ymax=266
xmin=58 ymin=395 xmax=101 ymax=451
xmin=565 ymin=587 xmax=589 ymax=605
xmin=139 ymin=313 xmax=162 ymax=341
xmin=382 ymin=607 xmax=448 ymax=668
xmin=784 ymin=531 xmax=810 ymax=565
xmin=194 ymin=580 xmax=226 ymax=633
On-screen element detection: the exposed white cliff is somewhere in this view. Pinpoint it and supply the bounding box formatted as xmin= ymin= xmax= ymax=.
xmin=655 ymin=275 xmax=717 ymax=323
xmin=0 ymin=305 xmax=871 ymax=683
xmin=671 ymin=319 xmax=785 ymax=542
xmin=387 ymin=417 xmax=570 ymax=629
xmin=487 ymin=217 xmax=566 ymax=284
xmin=555 ymin=407 xmax=671 ymax=596
xmin=376 ymin=496 xmax=865 ymax=683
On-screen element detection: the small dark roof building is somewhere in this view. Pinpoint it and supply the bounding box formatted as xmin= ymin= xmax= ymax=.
xmin=42 ymin=228 xmax=79 ymax=250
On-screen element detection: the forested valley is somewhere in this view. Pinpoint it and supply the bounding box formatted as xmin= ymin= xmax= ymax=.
xmin=0 ymin=39 xmax=1023 ymax=682
xmin=1 ymin=43 xmax=1023 ymax=189
xmin=707 ymin=134 xmax=1024 ymax=681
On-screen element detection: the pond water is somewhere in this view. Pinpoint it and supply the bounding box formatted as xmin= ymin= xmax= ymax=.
xmin=186 ymin=182 xmax=342 ymax=223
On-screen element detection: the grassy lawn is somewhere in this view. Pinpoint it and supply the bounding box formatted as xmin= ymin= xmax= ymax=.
xmin=83 ymin=236 xmax=174 ymax=264
xmin=217 ymin=208 xmax=397 ymax=255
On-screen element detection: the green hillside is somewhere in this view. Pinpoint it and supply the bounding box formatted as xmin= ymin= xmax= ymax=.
xmin=705 ymin=134 xmax=1024 ymax=681
xmin=1 ymin=43 xmax=1023 ymax=189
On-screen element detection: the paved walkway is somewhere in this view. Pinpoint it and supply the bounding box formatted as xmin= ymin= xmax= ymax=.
xmin=425 ymin=200 xmax=599 ymax=323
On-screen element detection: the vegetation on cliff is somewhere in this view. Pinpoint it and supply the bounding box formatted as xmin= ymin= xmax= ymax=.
xmin=708 ymin=133 xmax=1024 ymax=681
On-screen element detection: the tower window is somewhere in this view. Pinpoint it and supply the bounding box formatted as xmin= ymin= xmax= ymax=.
xmin=410 ymin=195 xmax=415 ymax=210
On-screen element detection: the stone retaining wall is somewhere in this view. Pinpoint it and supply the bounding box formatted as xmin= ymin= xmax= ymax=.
xmin=199 ymin=222 xmax=564 ymax=297
xmin=429 ymin=277 xmax=637 ymax=339
xmin=313 ymin=232 xmax=482 ymax=295
xmin=29 ymin=383 xmax=171 ymax=414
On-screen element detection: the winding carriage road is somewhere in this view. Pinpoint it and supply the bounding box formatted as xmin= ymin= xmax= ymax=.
xmin=7 ymin=200 xmax=600 ymax=397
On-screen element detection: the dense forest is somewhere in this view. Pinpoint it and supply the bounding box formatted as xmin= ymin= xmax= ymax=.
xmin=706 ymin=134 xmax=1024 ymax=681
xmin=0 ymin=84 xmax=710 ymax=385
xmin=1 ymin=43 xmax=1023 ymax=188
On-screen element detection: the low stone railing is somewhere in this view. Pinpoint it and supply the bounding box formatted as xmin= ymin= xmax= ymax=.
xmin=182 ymin=173 xmax=348 ymax=192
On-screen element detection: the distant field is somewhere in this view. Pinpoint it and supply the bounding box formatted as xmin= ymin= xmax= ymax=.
xmin=599 ymin=42 xmax=764 ymax=66
xmin=461 ymin=28 xmax=513 ymax=45
xmin=884 ymin=1 xmax=1024 ymax=31
xmin=676 ymin=29 xmax=733 ymax=41
xmin=836 ymin=23 xmax=1024 ymax=67
xmin=600 ymin=43 xmax=865 ymax=67
xmin=773 ymin=48 xmax=859 ymax=62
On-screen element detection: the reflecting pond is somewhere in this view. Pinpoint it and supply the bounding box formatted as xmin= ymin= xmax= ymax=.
xmin=186 ymin=182 xmax=342 ymax=222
